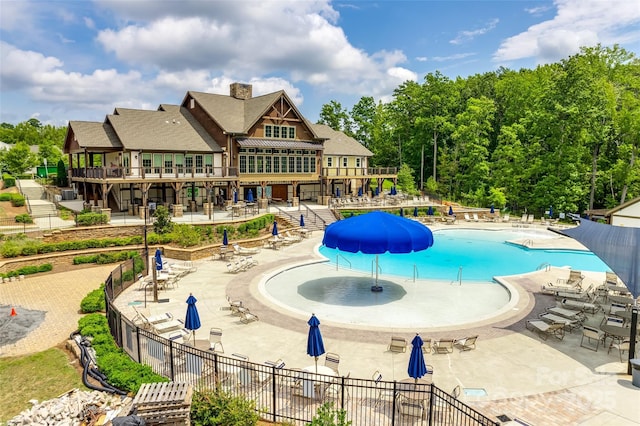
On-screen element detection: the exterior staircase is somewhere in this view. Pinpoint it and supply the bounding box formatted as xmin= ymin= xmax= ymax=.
xmin=17 ymin=179 xmax=58 ymax=217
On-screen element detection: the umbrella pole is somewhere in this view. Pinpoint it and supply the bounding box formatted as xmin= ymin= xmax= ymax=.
xmin=315 ymin=356 xmax=318 ymax=373
xmin=372 ymin=255 xmax=382 ymax=292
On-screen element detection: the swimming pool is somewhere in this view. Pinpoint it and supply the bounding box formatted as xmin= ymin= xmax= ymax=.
xmin=318 ymin=228 xmax=609 ymax=282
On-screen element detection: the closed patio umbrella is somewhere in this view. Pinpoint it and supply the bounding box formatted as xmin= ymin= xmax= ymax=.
xmin=358 ymin=187 xmax=363 ymax=197
xmin=336 ymin=188 xmax=341 ymax=198
xmin=408 ymin=334 xmax=427 ymax=383
xmin=375 ymin=187 xmax=379 ymax=196
xmin=185 ymin=293 xmax=201 ymax=341
xmin=272 ymin=221 xmax=279 ymax=236
xmin=490 ymin=205 xmax=495 ymax=214
xmin=307 ymin=314 xmax=325 ymax=373
xmin=413 ymin=207 xmax=418 ymax=217
xmin=300 ymin=214 xmax=305 ymax=228
xmin=448 ymin=206 xmax=454 ymax=216
xmin=223 ymin=228 xmax=228 ymax=246
xmin=154 ymin=249 xmax=163 ymax=271
xmin=427 ymin=206 xmax=434 ymax=216
xmin=233 ymin=190 xmax=238 ymax=204
xmin=247 ymin=189 xmax=254 ymax=203
xmin=400 ymin=208 xmax=404 ymax=217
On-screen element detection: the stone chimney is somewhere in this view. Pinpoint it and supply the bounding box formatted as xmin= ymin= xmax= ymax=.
xmin=230 ymin=83 xmax=252 ymax=100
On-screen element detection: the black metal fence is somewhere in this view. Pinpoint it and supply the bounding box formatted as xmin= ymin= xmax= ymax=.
xmin=104 ymin=259 xmax=498 ymax=425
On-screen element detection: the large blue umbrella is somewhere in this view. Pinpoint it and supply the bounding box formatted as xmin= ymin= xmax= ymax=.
xmin=272 ymin=221 xmax=279 ymax=236
xmin=323 ymin=211 xmax=434 ymax=291
xmin=185 ymin=293 xmax=201 ymax=341
xmin=408 ymin=334 xmax=427 ymax=383
xmin=448 ymin=206 xmax=454 ymax=216
xmin=427 ymin=206 xmax=434 ymax=216
xmin=154 ymin=248 xmax=163 ymax=271
xmin=306 ymin=314 xmax=325 ymax=373
xmin=300 ymin=214 xmax=305 ymax=228
xmin=247 ymin=189 xmax=254 ymax=203
xmin=223 ymin=228 xmax=228 ymax=246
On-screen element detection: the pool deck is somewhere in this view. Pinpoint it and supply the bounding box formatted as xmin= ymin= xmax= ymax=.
xmin=1 ymin=220 xmax=638 ymax=425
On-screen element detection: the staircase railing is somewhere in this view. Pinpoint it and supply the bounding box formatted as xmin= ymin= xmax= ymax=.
xmin=299 ymin=202 xmax=326 ymax=230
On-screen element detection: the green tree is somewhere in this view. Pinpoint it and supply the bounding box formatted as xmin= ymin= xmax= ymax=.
xmin=318 ymin=101 xmax=352 ymax=135
xmin=153 ymin=205 xmax=174 ymax=234
xmin=2 ymin=142 xmax=38 ymax=175
xmin=56 ymin=159 xmax=68 ymax=187
xmin=350 ymin=96 xmax=376 ymax=148
xmin=396 ymin=163 xmax=418 ymax=195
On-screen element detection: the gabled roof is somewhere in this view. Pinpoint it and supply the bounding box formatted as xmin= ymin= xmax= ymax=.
xmin=606 ymin=196 xmax=640 ymax=216
xmin=236 ymin=138 xmax=323 ymax=150
xmin=108 ymin=105 xmax=221 ymax=152
xmin=186 ymin=90 xmax=320 ymax=139
xmin=311 ymin=124 xmax=373 ymax=157
xmin=66 ymin=121 xmax=122 ymax=151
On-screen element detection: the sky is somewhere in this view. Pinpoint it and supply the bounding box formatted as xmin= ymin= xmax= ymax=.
xmin=1 ymin=0 xmax=639 ymax=127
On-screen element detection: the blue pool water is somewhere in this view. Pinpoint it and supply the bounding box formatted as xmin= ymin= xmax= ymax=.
xmin=318 ymin=228 xmax=609 ymax=281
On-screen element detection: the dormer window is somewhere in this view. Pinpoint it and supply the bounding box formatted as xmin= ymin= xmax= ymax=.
xmin=264 ymin=124 xmax=296 ymax=139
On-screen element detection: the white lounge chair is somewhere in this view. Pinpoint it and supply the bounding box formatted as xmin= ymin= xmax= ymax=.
xmin=526 ymin=320 xmax=565 ymax=340
xmin=233 ymin=243 xmax=261 ymax=255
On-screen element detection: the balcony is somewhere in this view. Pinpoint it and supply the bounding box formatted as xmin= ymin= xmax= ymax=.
xmin=70 ymin=165 xmax=239 ymax=182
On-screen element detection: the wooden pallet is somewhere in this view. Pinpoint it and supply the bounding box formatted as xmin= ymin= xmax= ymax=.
xmin=132 ymin=382 xmax=193 ymax=425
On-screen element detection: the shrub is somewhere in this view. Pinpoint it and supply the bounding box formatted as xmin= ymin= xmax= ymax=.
xmin=310 ymin=402 xmax=352 ymax=426
xmin=0 ymin=193 xmax=12 ymax=201
xmin=10 ymin=194 xmax=25 ymax=207
xmin=2 ymin=174 xmax=15 ymax=188
xmin=153 ymin=205 xmax=173 ymax=234
xmin=190 ymin=388 xmax=260 ymax=426
xmin=78 ymin=314 xmax=166 ymax=393
xmin=0 ymin=263 xmax=53 ymax=278
xmin=0 ymin=241 xmax=22 ymax=258
xmin=14 ymin=213 xmax=33 ymax=223
xmin=170 ymin=223 xmax=202 ymax=247
xmin=76 ymin=212 xmax=109 ymax=226
xmin=80 ymin=284 xmax=105 ymax=313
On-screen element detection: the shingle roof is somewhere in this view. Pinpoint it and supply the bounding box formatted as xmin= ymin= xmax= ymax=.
xmin=108 ymin=106 xmax=222 ymax=152
xmin=68 ymin=121 xmax=122 ymax=149
xmin=311 ymin=124 xmax=373 ymax=156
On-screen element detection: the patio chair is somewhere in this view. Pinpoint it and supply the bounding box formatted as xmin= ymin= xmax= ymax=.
xmin=388 ymin=336 xmax=407 ymax=353
xmin=226 ymin=262 xmax=243 ymax=273
xmin=324 ymin=352 xmax=340 ymax=374
xmin=396 ymin=394 xmax=424 ymax=420
xmin=232 ymin=243 xmax=261 ymax=255
xmin=422 ymin=338 xmax=432 ymax=354
xmin=453 ymin=335 xmax=478 ymax=351
xmin=608 ymin=339 xmax=637 ymax=362
xmin=561 ymin=296 xmax=600 ymax=314
xmin=239 ymin=310 xmax=259 ymax=324
xmin=434 ymin=339 xmax=454 ymax=354
xmin=608 ymin=302 xmax=628 ymax=316
xmin=265 ymin=358 xmax=286 ymax=369
xmin=167 ymin=328 xmax=194 ymax=346
xmin=580 ymin=326 xmax=606 ymax=352
xmin=605 ymin=271 xmax=619 ymax=286
xmin=463 ymin=213 xmax=472 ymax=222
xmin=566 ymin=270 xmax=584 ymax=288
xmin=152 ymin=318 xmax=184 ymax=334
xmin=208 ymin=327 xmax=224 ymax=353
xmin=284 ymin=231 xmax=302 ymax=243
xmin=472 ymin=213 xmax=480 ymax=222
xmin=526 ymin=320 xmax=565 ymax=341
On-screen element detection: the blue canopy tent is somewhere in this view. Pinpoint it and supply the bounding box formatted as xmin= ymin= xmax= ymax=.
xmin=272 ymin=221 xmax=279 ymax=236
xmin=408 ymin=334 xmax=427 ymax=383
xmin=322 ymin=211 xmax=434 ymax=291
xmin=300 ymin=214 xmax=305 ymax=228
xmin=185 ymin=293 xmax=201 ymax=341
xmin=223 ymin=229 xmax=228 ymax=246
xmin=554 ymin=219 xmax=639 ymax=374
xmin=247 ymin=189 xmax=254 ymax=203
xmin=307 ymin=314 xmax=325 ymax=373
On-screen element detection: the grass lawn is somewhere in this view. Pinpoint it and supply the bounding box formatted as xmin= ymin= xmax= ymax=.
xmin=0 ymin=347 xmax=87 ymax=423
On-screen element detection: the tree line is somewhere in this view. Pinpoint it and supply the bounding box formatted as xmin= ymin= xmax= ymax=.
xmin=318 ymin=45 xmax=640 ymax=217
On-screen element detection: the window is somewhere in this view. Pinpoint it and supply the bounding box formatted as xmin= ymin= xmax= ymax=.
xmin=303 ymin=156 xmax=309 ymax=173
xmin=342 ymin=157 xmax=348 ymax=168
xmin=239 ymin=155 xmax=247 ymax=173
xmin=195 ymin=155 xmax=203 ymax=174
xmin=153 ymin=154 xmax=162 ymax=174
xmin=273 ymin=156 xmax=280 ymax=173
xmin=164 ymin=154 xmax=173 ymax=174
xmin=327 ymin=157 xmax=333 ymax=167
xmin=257 ymin=155 xmax=264 ymax=173
xmin=264 ymin=124 xmax=296 ymax=139
xmin=142 ymin=153 xmax=152 ymax=174
xmin=248 ymin=156 xmax=255 ymax=173
xmin=185 ymin=155 xmax=193 ymax=172
xmin=175 ymin=154 xmax=184 ymax=174
xmin=265 ymin=156 xmax=272 ymax=173
xmin=356 ymin=157 xmax=361 ymax=168
xmin=205 ymin=154 xmax=213 ymax=174
xmin=281 ymin=156 xmax=287 ymax=172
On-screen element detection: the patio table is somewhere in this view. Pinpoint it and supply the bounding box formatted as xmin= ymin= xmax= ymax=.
xmin=300 ymin=365 xmax=336 ymax=399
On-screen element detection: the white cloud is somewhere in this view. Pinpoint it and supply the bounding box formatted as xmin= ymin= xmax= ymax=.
xmin=431 ymin=53 xmax=477 ymax=62
xmin=450 ymin=19 xmax=499 ymax=45
xmin=494 ymin=0 xmax=640 ymax=64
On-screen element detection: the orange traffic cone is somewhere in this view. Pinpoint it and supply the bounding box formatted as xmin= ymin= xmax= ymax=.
xmin=10 ymin=307 xmax=17 ymax=316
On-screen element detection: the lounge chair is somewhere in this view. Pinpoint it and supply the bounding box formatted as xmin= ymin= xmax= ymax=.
xmin=464 ymin=213 xmax=472 ymax=222
xmin=604 ymin=271 xmax=619 ymax=286
xmin=264 ymin=358 xmax=286 ymax=369
xmin=166 ymin=328 xmax=194 ymax=346
xmin=580 ymin=326 xmax=605 ymax=352
xmin=422 ymin=338 xmax=432 ymax=354
xmin=566 ymin=270 xmax=584 ymax=288
xmin=546 ymin=306 xmax=586 ymax=323
xmin=284 ymin=231 xmax=302 ymax=243
xmin=453 ymin=335 xmax=478 ymax=351
xmin=325 ymin=352 xmax=341 ymax=374
xmin=169 ymin=261 xmax=197 ymax=273
xmin=226 ymin=262 xmax=243 ymax=273
xmin=561 ymin=297 xmax=600 ymax=314
xmin=152 ymin=318 xmax=184 ymax=334
xmin=526 ymin=320 xmax=565 ymax=341
xmin=239 ymin=310 xmax=259 ymax=324
xmin=232 ymin=243 xmax=261 ymax=255
xmin=472 ymin=213 xmax=480 ymax=222
xmin=396 ymin=394 xmax=424 ymax=420
xmin=388 ymin=336 xmax=407 ymax=353
xmin=434 ymin=339 xmax=454 ymax=354
xmin=539 ymin=313 xmax=580 ymax=332
xmin=208 ymin=327 xmax=224 ymax=352
xmin=609 ymin=339 xmax=637 ymax=362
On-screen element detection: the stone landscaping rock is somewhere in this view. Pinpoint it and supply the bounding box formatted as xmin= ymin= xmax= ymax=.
xmin=8 ymin=388 xmax=132 ymax=426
